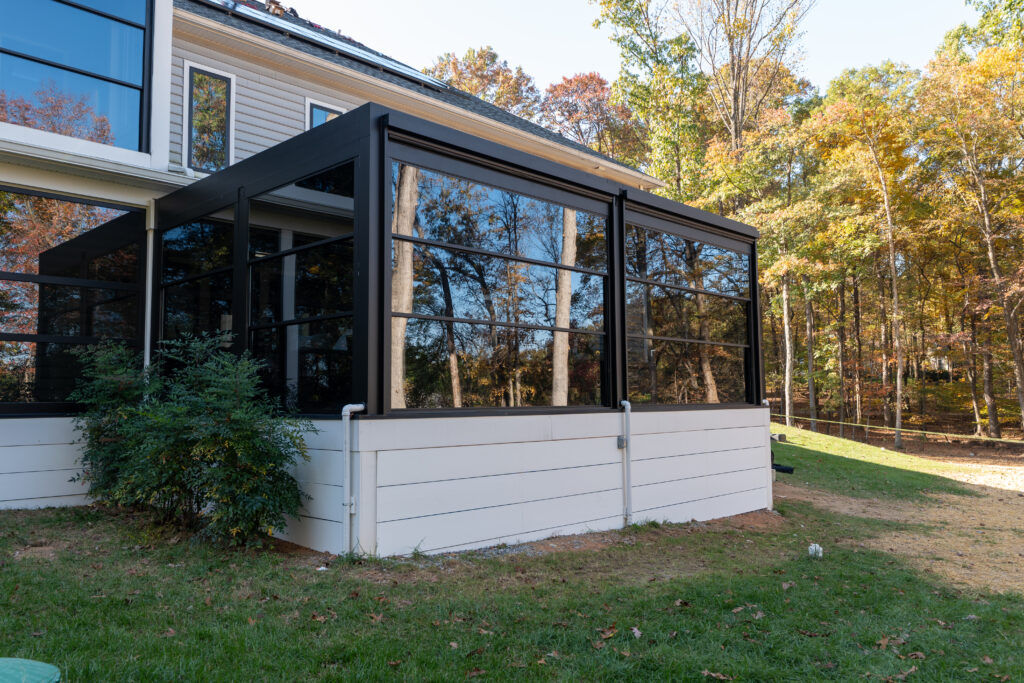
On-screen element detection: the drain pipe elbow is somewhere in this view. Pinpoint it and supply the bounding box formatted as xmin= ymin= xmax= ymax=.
xmin=341 ymin=403 xmax=366 ymax=553
xmin=620 ymin=400 xmax=633 ymax=527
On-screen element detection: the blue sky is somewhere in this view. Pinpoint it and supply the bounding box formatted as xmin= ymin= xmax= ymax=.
xmin=285 ymin=0 xmax=978 ymax=93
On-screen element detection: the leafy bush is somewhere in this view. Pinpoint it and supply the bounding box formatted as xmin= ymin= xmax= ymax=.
xmin=72 ymin=335 xmax=312 ymax=545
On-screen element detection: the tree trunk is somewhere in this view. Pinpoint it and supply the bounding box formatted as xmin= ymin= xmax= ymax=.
xmin=802 ymin=276 xmax=817 ymax=432
xmin=878 ymin=274 xmax=893 ymax=430
xmin=389 ymin=164 xmax=419 ymax=410
xmin=837 ymin=277 xmax=848 ymax=439
xmin=782 ymin=274 xmax=794 ymax=427
xmin=981 ymin=338 xmax=1002 ymax=438
xmin=551 ymin=208 xmax=577 ymax=406
xmin=965 ymin=309 xmax=984 ymax=436
xmin=853 ymin=280 xmax=864 ymax=438
xmin=433 ymin=258 xmax=462 ymax=407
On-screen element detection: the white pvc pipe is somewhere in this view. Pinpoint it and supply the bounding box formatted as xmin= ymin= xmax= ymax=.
xmin=620 ymin=400 xmax=633 ymax=527
xmin=143 ymin=199 xmax=156 ymax=367
xmin=341 ymin=403 xmax=365 ymax=553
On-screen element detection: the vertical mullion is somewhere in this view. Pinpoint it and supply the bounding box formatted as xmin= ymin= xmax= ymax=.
xmin=749 ymin=244 xmax=764 ymax=406
xmin=231 ymin=187 xmax=249 ymax=353
xmin=608 ymin=192 xmax=627 ymax=408
xmin=380 ymin=115 xmax=394 ymax=414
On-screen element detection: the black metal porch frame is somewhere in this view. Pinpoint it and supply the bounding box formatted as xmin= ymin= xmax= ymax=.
xmin=152 ymin=103 xmax=764 ymax=419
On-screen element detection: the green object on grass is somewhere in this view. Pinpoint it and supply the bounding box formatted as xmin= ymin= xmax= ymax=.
xmin=0 ymin=659 xmax=60 ymax=683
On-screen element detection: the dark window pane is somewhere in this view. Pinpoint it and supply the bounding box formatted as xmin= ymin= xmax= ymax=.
xmin=625 ymin=224 xmax=749 ymax=297
xmin=162 ymin=272 xmax=232 ymax=339
xmin=626 ymin=282 xmax=747 ymax=345
xmin=250 ymin=317 xmax=354 ymax=413
xmin=295 ymin=162 xmax=354 ymax=197
xmin=309 ymin=103 xmax=341 ymax=128
xmin=0 ymin=53 xmax=142 ymax=150
xmin=249 ymin=227 xmax=279 ymax=260
xmin=0 ymin=282 xmax=135 ymax=339
xmin=627 ymin=339 xmax=746 ymax=405
xmin=1 ymin=1 xmax=145 ymax=85
xmin=161 ymin=220 xmax=232 ymax=283
xmin=0 ymin=341 xmax=80 ymax=403
xmin=71 ymin=0 xmax=148 ymax=24
xmin=188 ymin=69 xmax=230 ymax=172
xmin=251 ymin=239 xmax=354 ymax=325
xmin=391 ymin=162 xmax=607 ymax=272
xmin=398 ymin=319 xmax=602 ymax=409
xmin=394 ymin=241 xmax=605 ymax=332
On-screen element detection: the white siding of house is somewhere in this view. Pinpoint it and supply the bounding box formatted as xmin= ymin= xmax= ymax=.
xmin=0 ymin=418 xmax=87 ymax=509
xmin=170 ymin=37 xmax=362 ymax=170
xmin=356 ymin=408 xmax=772 ymax=557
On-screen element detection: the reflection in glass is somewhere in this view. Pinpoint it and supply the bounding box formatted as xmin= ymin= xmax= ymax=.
xmin=0 ymin=341 xmax=80 ymax=403
xmin=626 ymin=282 xmax=747 ymax=345
xmin=162 ymin=273 xmax=232 ymax=339
xmin=251 ymin=239 xmax=354 ymax=324
xmin=401 ymin=319 xmax=602 ymax=409
xmin=161 ymin=220 xmax=232 ymax=283
xmin=188 ymin=68 xmax=230 ymax=172
xmin=625 ymin=224 xmax=749 ymax=297
xmin=394 ymin=242 xmax=604 ymax=332
xmin=0 ymin=282 xmax=136 ymax=339
xmin=389 ymin=162 xmax=608 ymax=409
xmin=72 ymin=0 xmax=148 ymax=24
xmin=309 ymin=103 xmax=342 ymax=128
xmin=627 ymin=339 xmax=746 ymax=405
xmin=250 ymin=318 xmax=353 ymax=413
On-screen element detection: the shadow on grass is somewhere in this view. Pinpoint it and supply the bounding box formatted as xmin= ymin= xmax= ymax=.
xmin=773 ymin=440 xmax=975 ymax=501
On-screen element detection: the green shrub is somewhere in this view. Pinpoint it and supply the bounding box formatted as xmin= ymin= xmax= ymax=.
xmin=72 ymin=334 xmax=312 ymax=546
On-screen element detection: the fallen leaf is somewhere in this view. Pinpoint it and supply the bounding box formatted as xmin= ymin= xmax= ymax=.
xmin=982 ymin=656 xmax=994 ymax=664
xmin=369 ymin=612 xmax=383 ymax=624
xmin=753 ymin=611 xmax=765 ymax=620
xmin=161 ymin=628 xmax=176 ymax=638
xmin=598 ymin=625 xmax=618 ymax=639
xmin=449 ymin=642 xmax=459 ymax=649
xmin=965 ymin=614 xmax=980 ymax=621
xmin=466 ymin=669 xmax=486 ymax=678
xmin=732 ymin=606 xmax=745 ymax=613
xmin=674 ymin=599 xmax=691 ymax=607
xmin=894 ymin=665 xmax=917 ymax=680
xmin=907 ymin=652 xmax=926 ymax=660
xmin=702 ymin=671 xmax=733 ymax=681
xmin=877 ymin=636 xmax=890 ymax=650
xmin=798 ymin=630 xmax=829 ymax=638
xmin=387 ymin=661 xmax=401 ymax=667
xmin=669 ymin=631 xmax=678 ymax=639
xmin=782 ymin=582 xmax=795 ymax=591
xmin=467 ymin=648 xmax=484 ymax=657
xmin=477 ymin=627 xmax=493 ymax=635
xmin=630 ymin=626 xmax=642 ymax=639
xmin=30 ymin=631 xmax=45 ymax=638
xmin=591 ymin=641 xmax=605 ymax=650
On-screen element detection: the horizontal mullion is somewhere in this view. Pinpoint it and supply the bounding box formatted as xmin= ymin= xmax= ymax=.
xmin=0 ymin=47 xmax=143 ymax=90
xmin=160 ymin=265 xmax=233 ymax=288
xmin=248 ymin=233 xmax=354 ymax=265
xmin=394 ymin=312 xmax=606 ymax=337
xmin=394 ymin=234 xmax=608 ymax=278
xmin=0 ymin=332 xmax=137 ymax=344
xmin=626 ymin=333 xmax=749 ymax=349
xmin=248 ymin=312 xmax=354 ymax=331
xmin=625 ymin=274 xmax=750 ymax=303
xmin=0 ymin=271 xmax=139 ymax=292
xmin=54 ymin=0 xmax=147 ymax=29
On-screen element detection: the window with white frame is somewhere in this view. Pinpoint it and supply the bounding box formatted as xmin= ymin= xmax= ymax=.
xmin=186 ymin=64 xmax=233 ymax=173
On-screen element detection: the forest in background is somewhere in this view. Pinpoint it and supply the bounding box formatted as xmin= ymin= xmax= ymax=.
xmin=423 ymin=0 xmax=1024 ymax=445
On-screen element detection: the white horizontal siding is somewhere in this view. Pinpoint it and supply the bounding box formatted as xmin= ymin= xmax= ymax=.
xmin=0 ymin=417 xmax=87 ymax=510
xmin=363 ymin=408 xmax=771 ymax=557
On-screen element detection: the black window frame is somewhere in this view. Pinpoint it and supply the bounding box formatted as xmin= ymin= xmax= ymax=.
xmin=186 ymin=64 xmax=233 ymax=173
xmin=0 ymin=0 xmax=154 ymax=153
xmin=143 ymin=103 xmax=763 ymax=420
xmin=0 ymin=184 xmax=147 ymax=416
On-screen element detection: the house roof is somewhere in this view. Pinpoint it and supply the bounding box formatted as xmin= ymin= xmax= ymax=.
xmin=175 ymin=0 xmax=651 ymax=182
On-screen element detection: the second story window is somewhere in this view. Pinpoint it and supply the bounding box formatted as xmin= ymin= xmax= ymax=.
xmin=187 ymin=65 xmax=233 ymax=173
xmin=308 ymin=102 xmax=343 ymax=129
xmin=0 ymin=0 xmax=150 ymax=152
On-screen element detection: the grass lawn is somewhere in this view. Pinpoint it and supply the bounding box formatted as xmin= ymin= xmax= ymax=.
xmin=2 ymin=428 xmax=1022 ymax=681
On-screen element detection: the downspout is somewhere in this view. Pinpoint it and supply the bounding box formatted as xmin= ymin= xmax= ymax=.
xmin=619 ymin=400 xmax=633 ymax=527
xmin=143 ymin=199 xmax=156 ymax=367
xmin=341 ymin=402 xmax=365 ymax=553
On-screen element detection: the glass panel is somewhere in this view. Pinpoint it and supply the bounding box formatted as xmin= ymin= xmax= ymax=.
xmin=627 ymin=338 xmax=746 ymax=405
xmin=250 ymin=318 xmax=354 ymax=413
xmin=0 ymin=191 xmax=131 ymax=276
xmin=161 ymin=219 xmax=232 ymax=283
xmin=0 ymin=282 xmax=136 ymax=338
xmin=188 ymin=69 xmax=230 ymax=172
xmin=625 ymin=224 xmax=749 ymax=297
xmin=394 ymin=241 xmax=605 ymax=332
xmin=72 ymin=0 xmax=148 ymax=24
xmin=398 ymin=319 xmax=602 ymax=409
xmin=0 ymin=341 xmax=80 ymax=403
xmin=625 ymin=282 xmax=747 ymax=345
xmin=309 ymin=103 xmax=341 ymax=128
xmin=391 ymin=162 xmax=607 ymax=271
xmin=0 ymin=1 xmax=145 ymax=85
xmin=251 ymin=239 xmax=354 ymax=325
xmin=249 ymin=227 xmax=278 ymax=259
xmin=162 ymin=272 xmax=232 ymax=340
xmin=0 ymin=53 xmax=142 ymax=150
xmin=295 ymin=163 xmax=355 ymax=197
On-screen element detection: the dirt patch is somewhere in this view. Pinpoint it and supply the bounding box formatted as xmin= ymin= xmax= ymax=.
xmin=708 ymin=509 xmax=787 ymax=533
xmin=12 ymin=542 xmax=67 ymax=561
xmin=776 ymin=479 xmax=1024 ymax=595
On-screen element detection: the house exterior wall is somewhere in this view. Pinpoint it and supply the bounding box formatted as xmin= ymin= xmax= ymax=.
xmin=278 ymin=408 xmax=771 ymax=557
xmin=0 ymin=418 xmax=87 ymax=510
